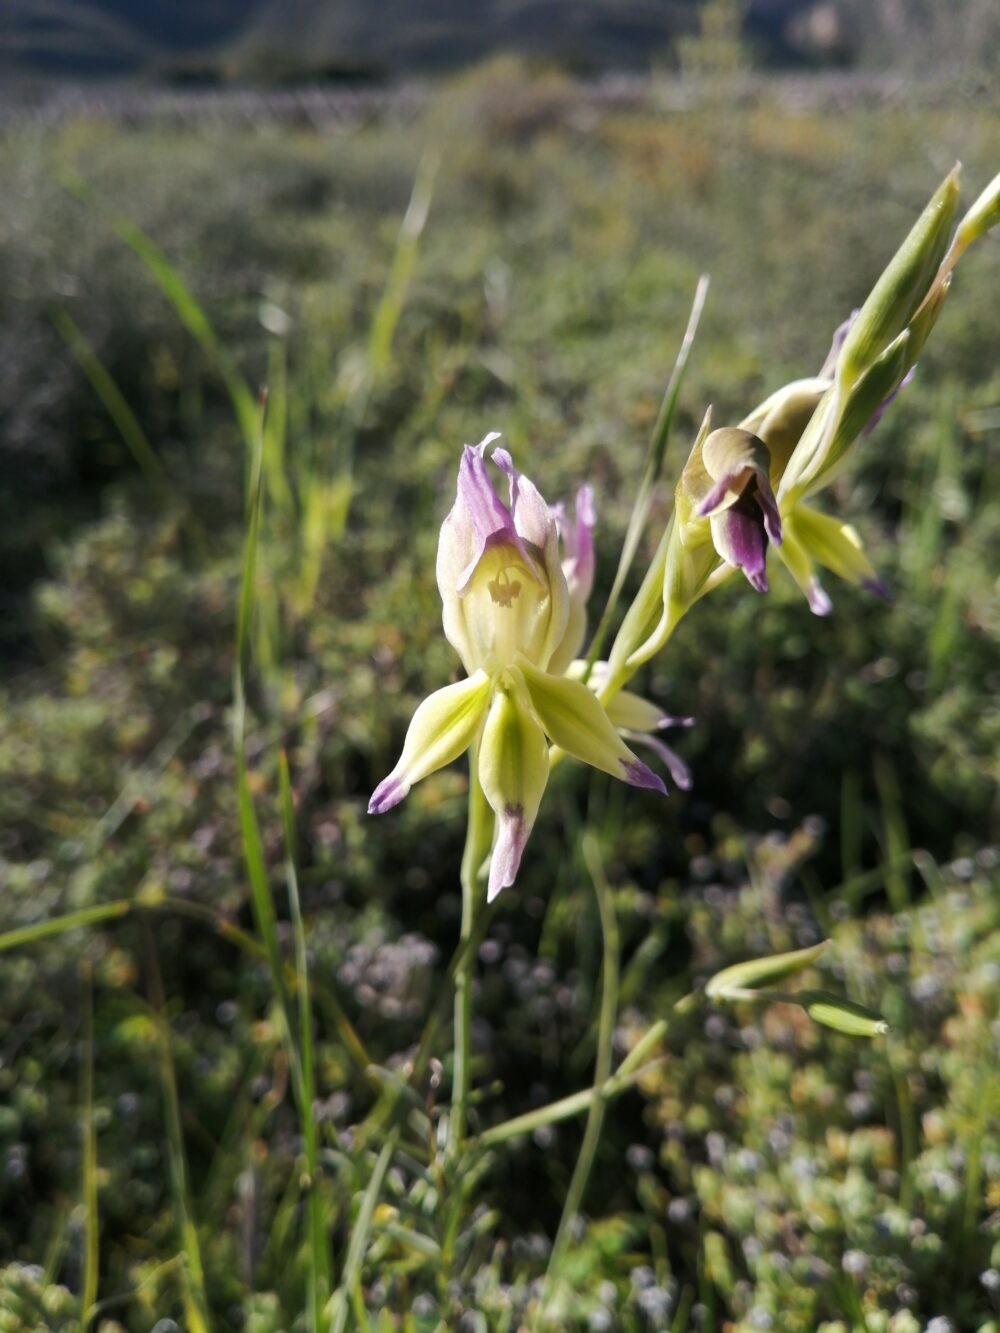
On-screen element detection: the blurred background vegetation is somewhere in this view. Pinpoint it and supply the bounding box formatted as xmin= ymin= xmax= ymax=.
xmin=1 ymin=3 xmax=999 ymax=1330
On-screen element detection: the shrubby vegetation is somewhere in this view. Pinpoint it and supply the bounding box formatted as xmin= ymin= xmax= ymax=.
xmin=1 ymin=64 xmax=998 ymax=1330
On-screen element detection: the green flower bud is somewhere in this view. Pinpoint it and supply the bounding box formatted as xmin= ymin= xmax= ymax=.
xmin=836 ymin=165 xmax=960 ymax=390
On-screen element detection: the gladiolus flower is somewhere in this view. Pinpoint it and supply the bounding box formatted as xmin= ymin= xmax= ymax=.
xmin=369 ymin=436 xmax=667 ymax=901
xmin=680 ymin=425 xmax=782 ymax=593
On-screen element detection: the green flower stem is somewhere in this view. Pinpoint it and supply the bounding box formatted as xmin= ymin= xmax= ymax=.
xmin=448 ymin=744 xmax=494 ymax=1154
xmin=474 ymin=1002 xmax=692 ymax=1151
xmin=545 ymin=834 xmax=620 ymax=1281
xmin=581 ymin=274 xmax=709 ymax=683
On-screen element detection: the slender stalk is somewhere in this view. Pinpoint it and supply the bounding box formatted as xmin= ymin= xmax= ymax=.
xmin=279 ymin=751 xmax=331 ymax=1331
xmin=582 ymin=275 xmax=709 ymax=681
xmin=473 ymin=1050 xmax=668 ymax=1150
xmin=80 ymin=964 xmax=99 ymax=1327
xmin=546 ymin=834 xmax=620 ymax=1281
xmin=145 ymin=930 xmax=212 ymax=1333
xmin=326 ymin=1130 xmax=400 ymax=1332
xmin=449 ymin=746 xmax=493 ymax=1154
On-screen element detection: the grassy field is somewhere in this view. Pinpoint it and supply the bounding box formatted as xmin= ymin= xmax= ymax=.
xmin=1 ymin=64 xmax=999 ymax=1331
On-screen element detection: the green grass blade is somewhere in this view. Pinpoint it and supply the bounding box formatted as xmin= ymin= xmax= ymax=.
xmin=279 ymin=749 xmax=332 ymax=1329
xmin=326 ymin=1133 xmax=400 ymax=1333
xmin=51 ymin=307 xmax=165 ymax=487
xmin=110 ymin=215 xmax=259 ymax=447
xmin=873 ymin=752 xmax=912 ymax=911
xmin=582 ymin=273 xmax=709 ymax=679
xmin=80 ymin=963 xmax=99 ymax=1326
xmin=0 ymin=902 xmax=131 ymax=954
xmin=145 ymin=933 xmax=212 ymax=1333
xmin=365 ymin=149 xmax=439 ymax=383
xmin=545 ymin=832 xmax=620 ymax=1284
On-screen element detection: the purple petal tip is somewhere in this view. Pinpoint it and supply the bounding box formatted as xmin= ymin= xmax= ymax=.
xmin=862 ymin=576 xmax=892 ymax=603
xmin=487 ymin=803 xmax=527 ymax=902
xmin=657 ymin=714 xmax=696 ymax=731
xmin=620 ymin=758 xmax=668 ymax=796
xmin=368 ymin=775 xmax=408 ymax=815
xmin=807 ymin=581 xmax=833 ymax=617
xmin=745 ymin=568 xmax=769 ymax=594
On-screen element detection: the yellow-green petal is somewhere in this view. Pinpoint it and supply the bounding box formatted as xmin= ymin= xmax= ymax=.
xmin=369 ymin=670 xmax=492 ymax=813
xmin=517 ymin=659 xmax=666 ymax=794
xmin=477 ymin=672 xmax=550 ymax=901
xmin=785 ymin=505 xmax=886 ymax=597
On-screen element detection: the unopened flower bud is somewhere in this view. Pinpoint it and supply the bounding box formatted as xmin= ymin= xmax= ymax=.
xmin=836 ymin=166 xmax=960 ymax=390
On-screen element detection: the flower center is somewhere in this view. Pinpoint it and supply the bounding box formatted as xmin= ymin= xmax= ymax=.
xmin=488 ymin=565 xmax=523 ymax=608
xmin=464 ymin=540 xmax=551 ymax=671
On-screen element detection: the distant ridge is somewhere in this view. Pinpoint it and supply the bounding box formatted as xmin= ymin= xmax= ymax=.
xmin=1 ymin=0 xmax=829 ymax=81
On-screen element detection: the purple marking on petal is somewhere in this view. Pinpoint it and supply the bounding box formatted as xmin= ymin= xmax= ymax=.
xmin=569 ymin=485 xmax=596 ymax=596
xmin=696 ymin=471 xmax=742 ymax=518
xmin=746 ymin=567 xmax=769 ymax=593
xmin=819 ymin=308 xmax=860 ymax=377
xmin=455 ymin=443 xmax=516 ymax=590
xmin=712 ymin=501 xmax=770 ymax=591
xmin=657 ymin=714 xmax=696 ymax=730
xmin=454 ymin=440 xmax=543 ymax=591
xmin=493 ymin=447 xmax=554 ymax=550
xmin=864 ymin=366 xmax=916 ymax=437
xmin=754 ymin=486 xmax=783 ymax=547
xmin=487 ymin=802 xmax=528 ymax=902
xmin=620 ymin=758 xmax=668 ymax=795
xmin=806 ymin=579 xmax=833 ymax=616
xmin=862 ymin=575 xmax=892 ymax=602
xmin=368 ymin=773 xmax=409 ymax=814
xmin=638 ymin=733 xmax=693 ymax=791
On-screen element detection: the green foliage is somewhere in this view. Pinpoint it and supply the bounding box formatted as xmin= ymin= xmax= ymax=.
xmin=1 ymin=65 xmax=999 ymax=1329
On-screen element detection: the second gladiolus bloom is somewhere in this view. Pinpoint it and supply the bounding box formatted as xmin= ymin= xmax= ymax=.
xmin=369 ymin=435 xmax=670 ymax=901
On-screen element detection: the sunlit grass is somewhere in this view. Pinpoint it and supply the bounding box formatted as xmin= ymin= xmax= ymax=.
xmin=0 ymin=67 xmax=998 ymax=1330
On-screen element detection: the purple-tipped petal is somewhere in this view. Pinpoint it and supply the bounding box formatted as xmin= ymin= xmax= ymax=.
xmin=492 ymin=447 xmax=555 ymax=550
xmin=454 ymin=437 xmax=543 ymax=592
xmin=864 ymin=366 xmax=916 ymax=436
xmin=657 ymin=713 xmax=695 ymax=730
xmin=746 ymin=568 xmax=769 ymax=593
xmin=862 ymin=575 xmax=892 ymax=602
xmin=368 ymin=774 xmax=409 ymax=815
xmin=696 ymin=471 xmax=742 ymax=518
xmin=455 ymin=438 xmax=515 ymax=590
xmin=754 ymin=486 xmax=783 ymax=547
xmin=710 ymin=500 xmax=770 ymax=592
xmin=620 ymin=758 xmax=668 ymax=795
xmin=487 ymin=802 xmax=528 ymax=903
xmin=819 ymin=308 xmax=860 ymax=377
xmin=639 ymin=733 xmax=694 ymax=791
xmin=566 ymin=485 xmax=596 ymax=597
xmin=806 ymin=579 xmax=833 ymax=616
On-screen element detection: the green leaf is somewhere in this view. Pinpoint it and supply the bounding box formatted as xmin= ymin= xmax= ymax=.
xmin=705 ymin=940 xmax=829 ymax=999
xmin=799 ymin=991 xmax=889 ymax=1037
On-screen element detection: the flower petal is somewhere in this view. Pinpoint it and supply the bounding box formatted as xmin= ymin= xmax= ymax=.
xmin=454 ymin=437 xmax=541 ymax=592
xmin=368 ymin=670 xmax=492 ymax=814
xmin=622 ymin=729 xmax=693 ymax=791
xmin=774 ymin=524 xmax=833 ymax=616
xmin=602 ymin=687 xmax=689 ymax=735
xmin=517 ymin=659 xmax=667 ymax=794
xmin=709 ymin=498 xmax=770 ymax=593
xmin=559 ymin=485 xmax=596 ymax=600
xmin=492 ymin=447 xmax=555 ymax=551
xmin=785 ymin=505 xmax=888 ymax=598
xmin=477 ymin=672 xmax=550 ymax=902
xmin=696 ymin=428 xmax=773 ymax=517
